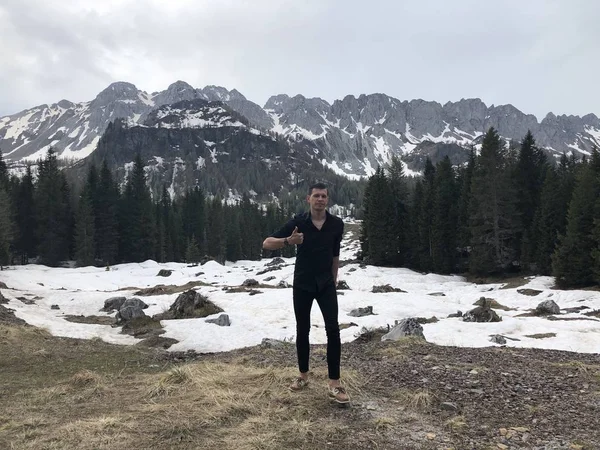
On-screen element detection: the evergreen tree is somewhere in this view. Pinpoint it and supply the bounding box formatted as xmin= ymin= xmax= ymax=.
xmin=0 ymin=150 xmax=9 ymax=190
xmin=119 ymin=154 xmax=156 ymax=262
xmin=225 ymin=206 xmax=242 ymax=262
xmin=74 ymin=191 xmax=96 ymax=267
xmin=468 ymin=128 xmax=520 ymax=274
xmin=514 ymin=131 xmax=547 ymax=267
xmin=96 ymin=161 xmax=119 ymax=264
xmin=181 ymin=187 xmax=206 ymax=256
xmin=533 ymin=166 xmax=563 ymax=274
xmin=431 ymin=156 xmax=458 ymax=274
xmin=185 ymin=235 xmax=201 ymax=263
xmin=0 ymin=188 xmax=14 ymax=268
xmin=35 ymin=149 xmax=72 ymax=266
xmin=386 ymin=156 xmax=410 ymax=266
xmin=553 ymin=150 xmax=600 ymax=287
xmin=206 ymin=196 xmax=225 ymax=261
xmin=12 ymin=165 xmax=36 ymax=264
xmin=360 ymin=167 xmax=395 ymax=266
xmin=414 ymin=158 xmax=436 ymax=271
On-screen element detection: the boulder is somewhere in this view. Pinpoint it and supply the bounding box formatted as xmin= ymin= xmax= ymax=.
xmin=116 ymin=305 xmax=147 ymax=323
xmin=267 ymin=257 xmax=285 ymax=266
xmin=372 ymin=284 xmax=407 ymax=293
xmin=122 ymin=298 xmax=148 ymax=310
xmin=348 ymin=306 xmax=375 ymax=317
xmin=336 ymin=280 xmax=350 ymax=290
xmin=381 ymin=318 xmax=425 ymax=341
xmin=164 ymin=289 xmax=223 ymax=319
xmin=463 ymin=299 xmax=502 ymax=322
xmin=535 ymin=300 xmax=560 ymax=316
xmin=206 ymin=314 xmax=231 ymax=327
xmin=103 ymin=296 xmax=127 ymax=312
xmin=157 ymin=269 xmax=172 ymax=277
xmin=242 ymin=279 xmax=259 ymax=287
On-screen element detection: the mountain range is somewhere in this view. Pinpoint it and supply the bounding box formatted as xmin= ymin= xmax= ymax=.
xmin=1 ymin=80 xmax=599 ymax=198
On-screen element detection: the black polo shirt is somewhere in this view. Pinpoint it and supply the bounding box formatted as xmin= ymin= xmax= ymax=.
xmin=271 ymin=210 xmax=344 ymax=292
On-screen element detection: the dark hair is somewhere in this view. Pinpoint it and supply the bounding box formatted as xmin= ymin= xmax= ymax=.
xmin=308 ymin=182 xmax=328 ymax=195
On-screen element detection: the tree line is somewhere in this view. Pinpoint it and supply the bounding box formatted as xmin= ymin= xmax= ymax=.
xmin=0 ymin=149 xmax=298 ymax=269
xmin=360 ymin=128 xmax=600 ymax=288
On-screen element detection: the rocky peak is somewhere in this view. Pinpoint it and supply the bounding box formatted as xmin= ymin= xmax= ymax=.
xmin=91 ymin=82 xmax=140 ymax=107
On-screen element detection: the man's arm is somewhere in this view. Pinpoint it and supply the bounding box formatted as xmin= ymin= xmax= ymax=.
xmin=262 ymin=236 xmax=288 ymax=250
xmin=332 ymin=256 xmax=339 ymax=285
xmin=263 ymin=219 xmax=303 ymax=250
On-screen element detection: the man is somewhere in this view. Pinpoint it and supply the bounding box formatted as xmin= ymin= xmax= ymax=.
xmin=262 ymin=182 xmax=349 ymax=405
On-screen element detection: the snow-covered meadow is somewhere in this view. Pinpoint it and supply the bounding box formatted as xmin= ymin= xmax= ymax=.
xmin=2 ymin=231 xmax=599 ymax=354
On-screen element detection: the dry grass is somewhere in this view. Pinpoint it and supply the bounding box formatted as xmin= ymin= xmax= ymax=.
xmin=391 ymin=388 xmax=434 ymax=411
xmin=0 ymin=323 xmax=381 ymax=450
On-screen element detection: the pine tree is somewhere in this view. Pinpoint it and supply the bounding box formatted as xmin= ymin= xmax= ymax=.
xmin=74 ymin=191 xmax=96 ymax=267
xmin=514 ymin=131 xmax=547 ymax=268
xmin=12 ymin=165 xmax=36 ymax=264
xmin=468 ymin=128 xmax=520 ymax=275
xmin=386 ymin=156 xmax=410 ymax=266
xmin=35 ymin=149 xmax=73 ymax=266
xmin=360 ymin=167 xmax=395 ymax=266
xmin=0 ymin=150 xmax=9 ymax=190
xmin=119 ymin=154 xmax=156 ymax=262
xmin=185 ymin=235 xmax=201 ymax=263
xmin=533 ymin=166 xmax=563 ymax=275
xmin=0 ymin=188 xmax=14 ymax=268
xmin=414 ymin=158 xmax=436 ymax=272
xmin=96 ymin=161 xmax=119 ymax=264
xmin=553 ymin=150 xmax=600 ymax=287
xmin=207 ymin=196 xmax=225 ymax=262
xmin=225 ymin=206 xmax=242 ymax=262
xmin=431 ymin=156 xmax=458 ymax=274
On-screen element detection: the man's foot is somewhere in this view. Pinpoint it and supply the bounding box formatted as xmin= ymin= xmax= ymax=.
xmin=328 ymin=385 xmax=350 ymax=404
xmin=289 ymin=377 xmax=309 ymax=391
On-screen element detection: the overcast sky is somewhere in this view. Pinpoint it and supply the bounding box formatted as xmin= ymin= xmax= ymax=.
xmin=1 ymin=0 xmax=598 ymax=120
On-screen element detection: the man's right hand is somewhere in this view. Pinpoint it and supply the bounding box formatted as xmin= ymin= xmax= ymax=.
xmin=288 ymin=226 xmax=304 ymax=245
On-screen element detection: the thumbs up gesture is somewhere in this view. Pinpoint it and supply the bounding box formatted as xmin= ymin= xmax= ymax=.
xmin=288 ymin=226 xmax=304 ymax=245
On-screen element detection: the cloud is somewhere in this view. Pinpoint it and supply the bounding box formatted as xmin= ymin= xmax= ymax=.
xmin=1 ymin=0 xmax=599 ymax=119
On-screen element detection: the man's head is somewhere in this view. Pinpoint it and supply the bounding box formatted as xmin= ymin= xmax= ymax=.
xmin=307 ymin=182 xmax=328 ymax=212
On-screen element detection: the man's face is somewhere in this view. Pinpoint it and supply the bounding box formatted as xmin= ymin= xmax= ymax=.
xmin=307 ymin=188 xmax=328 ymax=211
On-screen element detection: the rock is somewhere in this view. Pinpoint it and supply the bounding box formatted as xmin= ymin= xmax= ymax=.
xmin=116 ymin=305 xmax=147 ymax=323
xmin=242 ymin=279 xmax=259 ymax=287
xmin=0 ymin=281 xmax=8 ymax=289
xmin=440 ymin=402 xmax=459 ymax=412
xmin=261 ymin=338 xmax=286 ymax=348
xmin=448 ymin=311 xmax=463 ymax=318
xmin=159 ymin=289 xmax=223 ymax=319
xmin=473 ymin=297 xmax=511 ymax=311
xmin=267 ymin=257 xmax=285 ymax=266
xmin=339 ymin=322 xmax=359 ymax=330
xmin=372 ymin=284 xmax=407 ymax=293
xmin=381 ymin=318 xmax=425 ymax=341
xmin=263 ymin=276 xmax=276 ymax=282
xmin=248 ymin=290 xmax=262 ymax=296
xmin=490 ymin=334 xmax=507 ymax=345
xmin=348 ymin=267 xmax=357 ymax=273
xmin=517 ymin=288 xmax=543 ymax=296
xmin=416 ymin=316 xmax=439 ymax=324
xmin=194 ymin=272 xmax=205 ymax=276
xmin=277 ymin=280 xmax=291 ymax=288
xmin=157 ymin=269 xmax=172 ymax=277
xmin=336 ymin=280 xmax=350 ymax=290
xmin=122 ymin=298 xmax=148 ymax=310
xmin=206 ymin=314 xmax=231 ymax=326
xmin=102 ymin=296 xmax=127 ymax=312
xmin=463 ymin=299 xmax=502 ymax=323
xmin=348 ymin=306 xmax=375 ymax=317
xmin=50 ymin=304 xmax=60 ymax=310
xmin=535 ymin=299 xmax=560 ymax=315
xmin=428 ymin=292 xmax=446 ymax=296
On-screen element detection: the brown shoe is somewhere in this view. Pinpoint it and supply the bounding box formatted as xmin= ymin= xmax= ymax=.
xmin=289 ymin=377 xmax=309 ymax=391
xmin=328 ymin=385 xmax=350 ymax=404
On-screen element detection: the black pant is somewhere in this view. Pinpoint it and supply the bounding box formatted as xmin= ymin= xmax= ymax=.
xmin=293 ymin=282 xmax=341 ymax=380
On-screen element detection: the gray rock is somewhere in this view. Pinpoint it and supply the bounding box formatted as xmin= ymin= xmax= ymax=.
xmin=535 ymin=299 xmax=560 ymax=315
xmin=50 ymin=304 xmax=60 ymax=310
xmin=463 ymin=299 xmax=502 ymax=323
xmin=242 ymin=279 xmax=259 ymax=287
xmin=261 ymin=338 xmax=286 ymax=348
xmin=348 ymin=306 xmax=375 ymax=317
xmin=116 ymin=305 xmax=147 ymax=323
xmin=263 ymin=276 xmax=276 ymax=282
xmin=122 ymin=298 xmax=148 ymax=310
xmin=277 ymin=280 xmax=291 ymax=288
xmin=490 ymin=335 xmax=507 ymax=345
xmin=336 ymin=280 xmax=350 ymax=290
xmin=448 ymin=310 xmax=463 ymax=318
xmin=381 ymin=318 xmax=425 ymax=341
xmin=103 ymin=296 xmax=127 ymax=312
xmin=267 ymin=257 xmax=285 ymax=266
xmin=206 ymin=314 xmax=231 ymax=327
xmin=157 ymin=269 xmax=172 ymax=277
xmin=372 ymin=284 xmax=407 ymax=293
